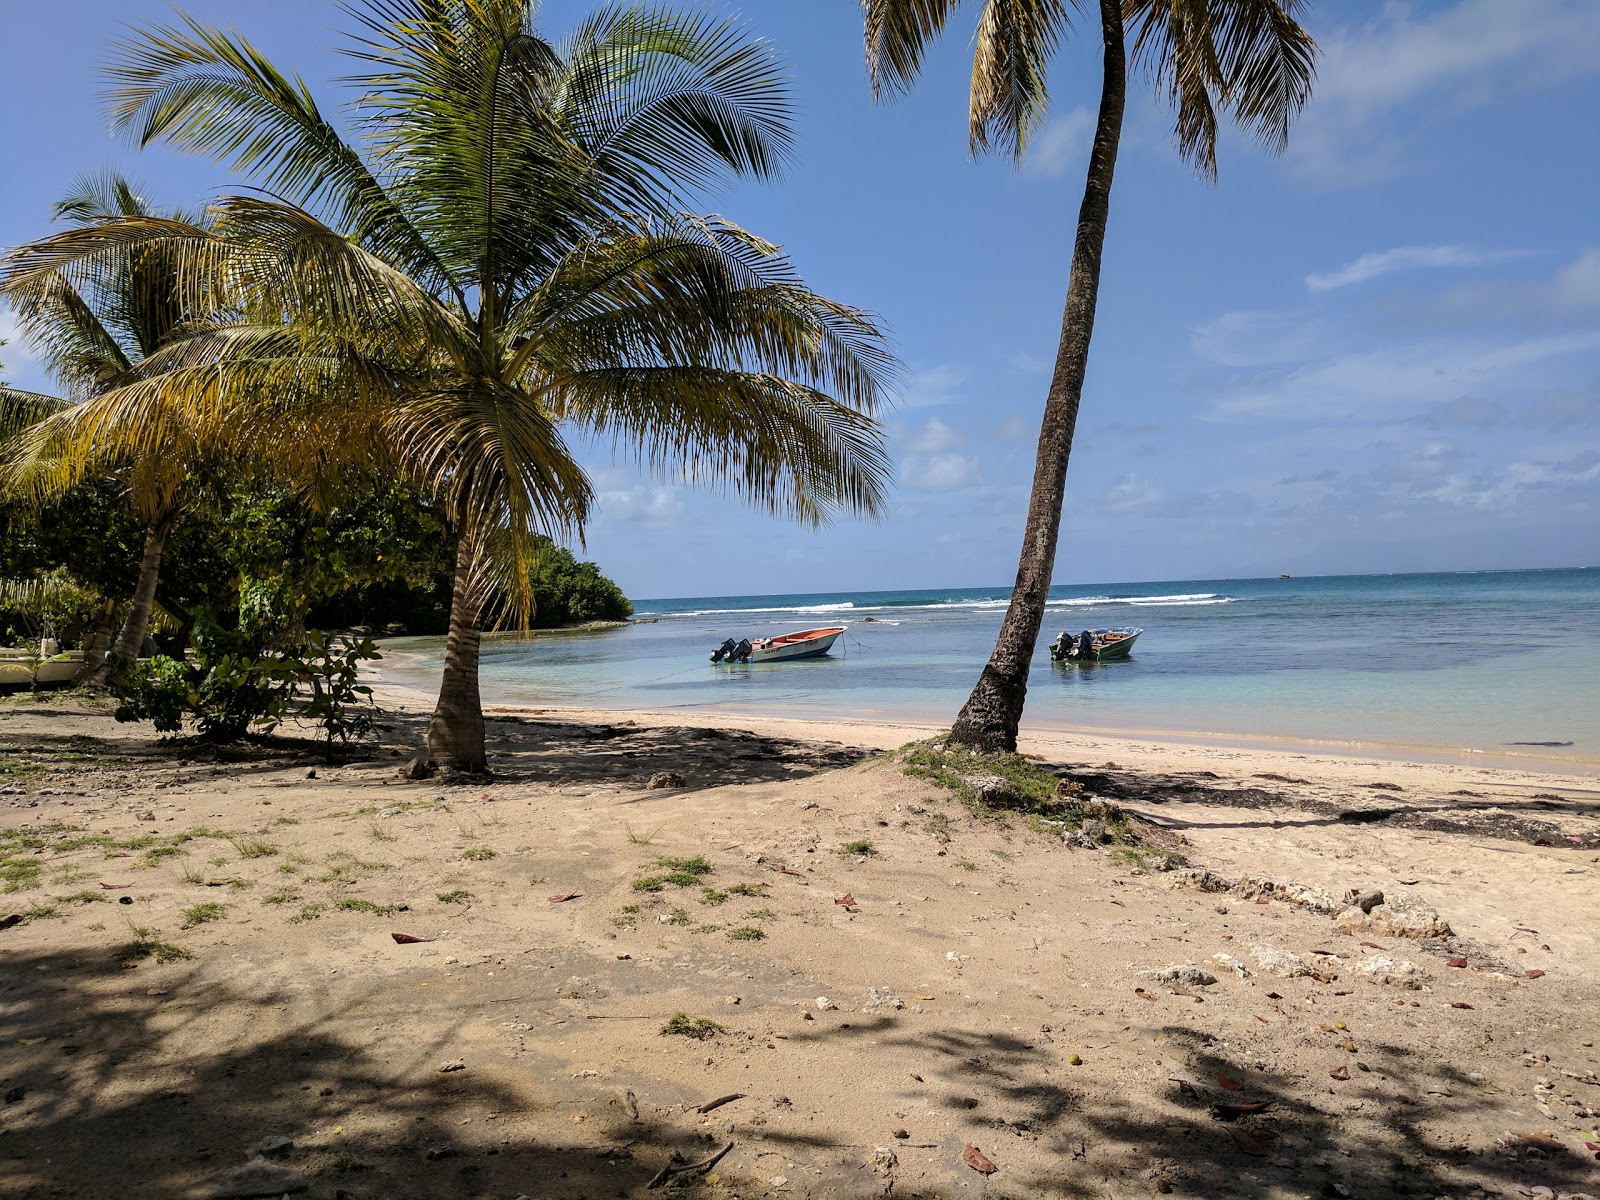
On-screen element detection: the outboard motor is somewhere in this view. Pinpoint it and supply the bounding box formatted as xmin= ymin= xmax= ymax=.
xmin=710 ymin=637 xmax=737 ymax=663
xmin=1049 ymin=632 xmax=1068 ymax=660
xmin=732 ymin=638 xmax=754 ymax=663
xmin=1077 ymin=630 xmax=1095 ymax=659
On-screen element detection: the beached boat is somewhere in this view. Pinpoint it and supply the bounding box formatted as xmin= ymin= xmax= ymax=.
xmin=0 ymin=648 xmax=86 ymax=688
xmin=711 ymin=626 xmax=845 ymax=664
xmin=1048 ymin=627 xmax=1141 ymax=663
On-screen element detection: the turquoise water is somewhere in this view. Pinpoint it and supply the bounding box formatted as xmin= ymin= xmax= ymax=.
xmin=379 ymin=568 xmax=1600 ymax=766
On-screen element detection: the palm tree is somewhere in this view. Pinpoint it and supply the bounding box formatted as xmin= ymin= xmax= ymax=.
xmin=863 ymin=0 xmax=1316 ymax=752
xmin=0 ymin=173 xmax=219 ymax=685
xmin=97 ymin=1 xmax=895 ymax=772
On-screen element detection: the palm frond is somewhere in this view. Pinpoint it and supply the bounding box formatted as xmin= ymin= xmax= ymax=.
xmin=552 ymin=366 xmax=890 ymax=524
xmin=53 ymin=169 xmax=154 ymax=225
xmin=864 ymin=0 xmax=966 ymax=99
xmin=106 ymin=10 xmax=453 ymax=295
xmin=553 ymin=4 xmax=796 ymax=208
xmin=1126 ymin=0 xmax=1316 ymax=180
xmin=970 ymin=0 xmax=1077 ymax=160
xmin=0 ymin=216 xmax=226 ymax=382
xmin=208 ymin=196 xmax=471 ymax=366
xmin=0 ymin=387 xmax=70 ymax=444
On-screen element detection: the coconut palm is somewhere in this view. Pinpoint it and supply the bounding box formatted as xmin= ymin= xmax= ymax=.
xmin=0 ymin=173 xmax=222 ymax=684
xmin=864 ymin=0 xmax=1316 ymax=752
xmin=98 ymin=0 xmax=895 ymax=771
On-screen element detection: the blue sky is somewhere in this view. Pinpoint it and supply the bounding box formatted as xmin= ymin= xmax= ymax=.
xmin=3 ymin=0 xmax=1597 ymax=599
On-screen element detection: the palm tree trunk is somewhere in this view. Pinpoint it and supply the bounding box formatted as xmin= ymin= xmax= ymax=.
xmin=86 ymin=510 xmax=178 ymax=688
xmin=77 ymin=598 xmax=119 ymax=682
xmin=427 ymin=533 xmax=487 ymax=773
xmin=947 ymin=0 xmax=1126 ymax=753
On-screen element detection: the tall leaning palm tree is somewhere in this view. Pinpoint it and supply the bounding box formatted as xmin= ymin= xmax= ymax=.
xmin=0 ymin=173 xmax=220 ymax=685
xmin=864 ymin=0 xmax=1317 ymax=752
xmin=100 ymin=1 xmax=895 ymax=772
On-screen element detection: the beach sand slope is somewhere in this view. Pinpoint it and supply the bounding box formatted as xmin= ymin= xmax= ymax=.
xmin=1 ymin=696 xmax=1597 ymax=1199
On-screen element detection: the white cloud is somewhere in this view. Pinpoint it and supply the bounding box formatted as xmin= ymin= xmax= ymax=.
xmin=1418 ymin=448 xmax=1600 ymax=511
xmin=907 ymin=416 xmax=963 ymax=454
xmin=595 ymin=484 xmax=684 ymax=529
xmin=1290 ymin=0 xmax=1600 ymax=185
xmin=1208 ymin=331 xmax=1600 ymax=424
xmin=1305 ymin=245 xmax=1528 ymax=292
xmin=905 ymin=453 xmax=984 ymax=492
xmin=1550 ymin=247 xmax=1600 ymax=312
xmin=1101 ymin=474 xmax=1168 ymax=516
xmin=986 ymin=415 xmax=1033 ymax=441
xmin=1022 ymin=107 xmax=1093 ymax=179
xmin=1190 ymin=310 xmax=1327 ymax=367
xmin=0 ymin=307 xmax=50 ymax=393
xmin=897 ymin=363 xmax=965 ymax=409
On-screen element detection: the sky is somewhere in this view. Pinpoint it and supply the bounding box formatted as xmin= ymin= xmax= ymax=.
xmin=2 ymin=0 xmax=1597 ymax=600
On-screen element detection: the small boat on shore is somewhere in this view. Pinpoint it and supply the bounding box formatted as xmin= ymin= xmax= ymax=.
xmin=1048 ymin=627 xmax=1141 ymax=663
xmin=711 ymin=626 xmax=845 ymax=664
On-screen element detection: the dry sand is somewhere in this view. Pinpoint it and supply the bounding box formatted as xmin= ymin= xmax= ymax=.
xmin=2 ymin=689 xmax=1598 ymax=1200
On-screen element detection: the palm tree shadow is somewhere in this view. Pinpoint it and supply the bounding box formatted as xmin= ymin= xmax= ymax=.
xmin=0 ymin=945 xmax=709 ymax=1199
xmin=764 ymin=1016 xmax=1594 ymax=1199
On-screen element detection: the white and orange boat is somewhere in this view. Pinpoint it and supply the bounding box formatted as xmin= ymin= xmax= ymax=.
xmin=710 ymin=626 xmax=845 ymax=664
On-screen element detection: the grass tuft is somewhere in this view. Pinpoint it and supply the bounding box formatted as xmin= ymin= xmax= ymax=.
xmin=436 ymin=889 xmax=474 ymax=904
xmin=2 ymin=858 xmax=43 ymax=892
xmin=840 ymin=839 xmax=876 ymax=856
xmin=119 ymin=924 xmax=193 ymax=963
xmin=336 ymin=898 xmax=401 ymax=916
xmin=461 ymin=846 xmax=495 ymax=861
xmin=661 ymin=1013 xmax=725 ymax=1040
xmin=227 ymin=836 xmax=279 ymax=859
xmin=898 ymin=740 xmax=1138 ymax=838
xmin=726 ymin=925 xmax=766 ymax=941
xmin=180 ymin=901 xmax=227 ymax=928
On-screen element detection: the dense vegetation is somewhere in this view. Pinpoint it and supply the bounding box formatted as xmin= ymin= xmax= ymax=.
xmin=0 ymin=476 xmax=631 ymax=652
xmin=1 ymin=2 xmax=892 ymax=769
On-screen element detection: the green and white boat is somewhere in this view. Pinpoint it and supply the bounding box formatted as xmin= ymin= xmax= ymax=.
xmin=1048 ymin=627 xmax=1141 ymax=663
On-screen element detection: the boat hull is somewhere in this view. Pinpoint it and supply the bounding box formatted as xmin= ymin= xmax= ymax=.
xmin=1049 ymin=628 xmax=1141 ymax=663
xmin=713 ymin=630 xmax=844 ymax=668
xmin=749 ymin=627 xmax=843 ymax=663
xmin=0 ymin=650 xmax=86 ymax=688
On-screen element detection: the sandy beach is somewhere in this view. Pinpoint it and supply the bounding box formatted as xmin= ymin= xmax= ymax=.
xmin=2 ymin=687 xmax=1598 ymax=1200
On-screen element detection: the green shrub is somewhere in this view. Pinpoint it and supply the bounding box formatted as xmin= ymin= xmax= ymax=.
xmin=295 ymin=630 xmax=386 ymax=748
xmin=660 ymin=1013 xmax=724 ymax=1040
xmin=110 ymin=614 xmax=384 ymax=745
xmin=111 ymin=616 xmax=296 ymax=740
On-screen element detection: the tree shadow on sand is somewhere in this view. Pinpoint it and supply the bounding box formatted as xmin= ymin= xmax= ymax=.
xmin=481 ymin=716 xmax=868 ymax=790
xmin=1062 ymin=768 xmax=1600 ymax=851
xmin=0 ymin=942 xmax=771 ymax=1199
xmin=766 ymin=1015 xmax=1597 ymax=1199
xmin=5 ymin=950 xmax=1591 ymax=1200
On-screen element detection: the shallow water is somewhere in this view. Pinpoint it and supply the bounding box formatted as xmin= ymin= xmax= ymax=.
xmin=379 ymin=568 xmax=1600 ymax=766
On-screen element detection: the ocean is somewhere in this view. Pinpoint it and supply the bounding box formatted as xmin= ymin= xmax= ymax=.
xmin=378 ymin=568 xmax=1600 ymax=768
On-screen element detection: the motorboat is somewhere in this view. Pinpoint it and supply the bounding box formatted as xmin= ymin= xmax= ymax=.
xmin=710 ymin=626 xmax=845 ymax=664
xmin=1048 ymin=627 xmax=1141 ymax=663
xmin=0 ymin=647 xmax=85 ymax=688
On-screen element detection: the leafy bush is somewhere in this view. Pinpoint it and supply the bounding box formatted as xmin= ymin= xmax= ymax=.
xmin=296 ymin=630 xmax=385 ymax=747
xmin=112 ymin=617 xmax=296 ymax=740
xmin=111 ymin=615 xmax=384 ymax=745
